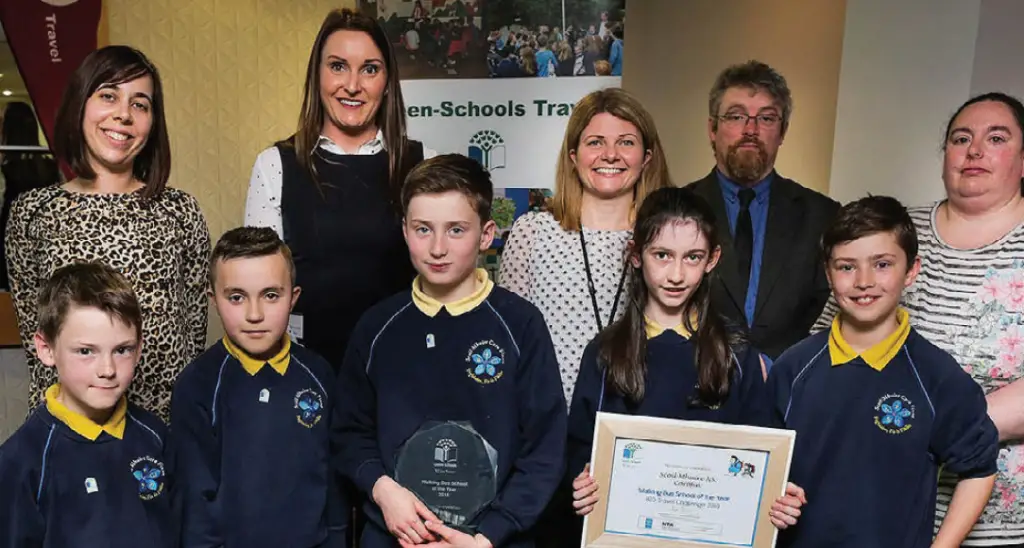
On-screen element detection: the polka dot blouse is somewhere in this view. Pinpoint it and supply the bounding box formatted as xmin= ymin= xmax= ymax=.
xmin=498 ymin=211 xmax=631 ymax=407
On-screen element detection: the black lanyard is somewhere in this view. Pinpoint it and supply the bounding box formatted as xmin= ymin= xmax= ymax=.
xmin=579 ymin=229 xmax=628 ymax=331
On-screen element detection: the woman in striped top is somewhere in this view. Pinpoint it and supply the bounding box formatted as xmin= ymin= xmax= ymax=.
xmin=815 ymin=92 xmax=1024 ymax=546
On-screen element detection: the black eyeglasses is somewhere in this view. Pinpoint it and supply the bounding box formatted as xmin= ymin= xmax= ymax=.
xmin=717 ymin=113 xmax=781 ymax=128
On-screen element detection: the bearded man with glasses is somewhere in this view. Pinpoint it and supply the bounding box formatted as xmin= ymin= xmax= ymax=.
xmin=686 ymin=60 xmax=839 ymax=368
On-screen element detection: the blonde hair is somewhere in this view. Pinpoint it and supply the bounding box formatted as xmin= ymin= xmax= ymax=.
xmin=518 ymin=47 xmax=537 ymax=76
xmin=550 ymin=87 xmax=672 ymax=231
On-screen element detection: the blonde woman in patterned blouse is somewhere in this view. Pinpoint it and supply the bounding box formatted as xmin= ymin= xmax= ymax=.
xmin=498 ymin=87 xmax=672 ymax=548
xmin=499 ymin=88 xmax=672 ymax=407
xmin=5 ymin=46 xmax=210 ymax=423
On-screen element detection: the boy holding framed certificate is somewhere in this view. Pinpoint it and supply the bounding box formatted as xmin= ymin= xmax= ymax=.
xmin=766 ymin=196 xmax=999 ymax=547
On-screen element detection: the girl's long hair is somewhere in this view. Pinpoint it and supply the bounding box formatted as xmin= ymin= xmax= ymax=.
xmin=597 ymin=187 xmax=738 ymax=406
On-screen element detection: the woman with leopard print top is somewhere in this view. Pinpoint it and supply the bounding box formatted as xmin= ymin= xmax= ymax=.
xmin=4 ymin=46 xmax=210 ymax=422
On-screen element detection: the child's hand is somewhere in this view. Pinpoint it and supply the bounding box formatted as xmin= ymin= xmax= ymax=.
xmin=401 ymin=521 xmax=492 ymax=548
xmin=770 ymin=482 xmax=807 ymax=530
xmin=572 ymin=463 xmax=600 ymax=516
xmin=373 ymin=476 xmax=439 ymax=544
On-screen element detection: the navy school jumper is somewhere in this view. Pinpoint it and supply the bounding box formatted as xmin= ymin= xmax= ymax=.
xmin=0 ymin=386 xmax=178 ymax=547
xmin=170 ymin=336 xmax=347 ymax=547
xmin=767 ymin=316 xmax=998 ymax=548
xmin=334 ymin=271 xmax=567 ymax=548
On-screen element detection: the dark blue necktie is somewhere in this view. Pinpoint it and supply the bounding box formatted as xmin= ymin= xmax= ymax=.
xmin=735 ymin=188 xmax=756 ymax=294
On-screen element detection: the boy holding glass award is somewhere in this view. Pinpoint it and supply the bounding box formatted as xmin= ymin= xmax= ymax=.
xmin=333 ymin=154 xmax=567 ymax=548
xmin=766 ymin=196 xmax=999 ymax=547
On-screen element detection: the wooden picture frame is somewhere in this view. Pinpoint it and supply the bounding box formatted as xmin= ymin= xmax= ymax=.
xmin=581 ymin=412 xmax=796 ymax=548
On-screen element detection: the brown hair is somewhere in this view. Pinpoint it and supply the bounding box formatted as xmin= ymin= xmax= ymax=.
xmin=401 ymin=154 xmax=493 ymax=224
xmin=288 ymin=9 xmax=413 ymax=202
xmin=708 ymin=60 xmax=793 ymax=136
xmin=556 ymin=41 xmax=572 ymax=62
xmin=37 ymin=262 xmax=142 ymax=343
xmin=943 ymin=92 xmax=1024 ymax=150
xmin=599 ymin=187 xmax=738 ymax=405
xmin=594 ymin=60 xmax=612 ymax=76
xmin=518 ymin=47 xmax=537 ymax=76
xmin=550 ymin=87 xmax=672 ymax=231
xmin=821 ymin=195 xmax=918 ymax=264
xmin=52 ymin=45 xmax=170 ymax=200
xmin=210 ymin=226 xmax=296 ymax=287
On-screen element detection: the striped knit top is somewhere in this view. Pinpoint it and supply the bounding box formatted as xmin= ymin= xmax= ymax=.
xmin=814 ymin=201 xmax=1024 ymax=546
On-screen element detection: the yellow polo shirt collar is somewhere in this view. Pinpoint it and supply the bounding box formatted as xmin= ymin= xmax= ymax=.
xmin=644 ymin=313 xmax=697 ymax=340
xmin=412 ymin=268 xmax=493 ymax=317
xmin=224 ymin=335 xmax=291 ymax=376
xmin=45 ymin=384 xmax=127 ymax=440
xmin=829 ymin=308 xmax=910 ymax=371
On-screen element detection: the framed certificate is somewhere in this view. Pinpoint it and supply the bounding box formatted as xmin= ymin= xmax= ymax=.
xmin=581 ymin=413 xmax=796 ymax=548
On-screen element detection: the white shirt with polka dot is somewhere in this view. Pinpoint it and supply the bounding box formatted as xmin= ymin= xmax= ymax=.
xmin=498 ymin=211 xmax=631 ymax=407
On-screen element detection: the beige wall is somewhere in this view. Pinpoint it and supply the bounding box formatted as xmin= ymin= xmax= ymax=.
xmin=106 ymin=0 xmax=355 ymax=342
xmin=622 ymin=0 xmax=846 ymax=193
xmin=106 ymin=0 xmax=356 ymax=240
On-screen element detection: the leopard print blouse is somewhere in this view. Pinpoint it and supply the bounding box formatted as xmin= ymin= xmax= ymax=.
xmin=5 ymin=185 xmax=211 ymax=422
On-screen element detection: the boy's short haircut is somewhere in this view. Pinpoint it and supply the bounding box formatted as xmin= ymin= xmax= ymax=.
xmin=821 ymin=195 xmax=918 ymax=264
xmin=37 ymin=262 xmax=142 ymax=343
xmin=209 ymin=226 xmax=296 ymax=287
xmin=401 ymin=153 xmax=493 ymax=224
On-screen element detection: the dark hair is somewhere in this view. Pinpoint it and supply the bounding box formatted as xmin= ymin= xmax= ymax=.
xmin=290 ymin=9 xmax=413 ymax=202
xmin=401 ymin=154 xmax=493 ymax=224
xmin=821 ymin=195 xmax=918 ymax=264
xmin=2 ymin=102 xmax=41 ymax=147
xmin=709 ymin=60 xmax=793 ymax=135
xmin=210 ymin=226 xmax=296 ymax=287
xmin=598 ymin=187 xmax=737 ymax=406
xmin=37 ymin=262 xmax=142 ymax=343
xmin=611 ymin=22 xmax=624 ymax=40
xmin=52 ymin=45 xmax=170 ymax=201
xmin=943 ymin=91 xmax=1024 ymax=150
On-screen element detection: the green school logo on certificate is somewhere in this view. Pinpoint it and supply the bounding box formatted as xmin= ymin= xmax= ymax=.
xmin=621 ymin=442 xmax=643 ymax=466
xmin=873 ymin=393 xmax=915 ymax=434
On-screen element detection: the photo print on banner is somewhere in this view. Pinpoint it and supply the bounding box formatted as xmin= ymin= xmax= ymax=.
xmin=358 ymin=0 xmax=626 ymax=280
xmin=358 ymin=0 xmax=625 ymax=79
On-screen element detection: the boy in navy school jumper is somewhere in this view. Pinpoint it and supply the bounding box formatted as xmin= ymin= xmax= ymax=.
xmin=0 ymin=262 xmax=177 ymax=548
xmin=766 ymin=196 xmax=999 ymax=548
xmin=171 ymin=227 xmax=346 ymax=547
xmin=334 ymin=154 xmax=566 ymax=548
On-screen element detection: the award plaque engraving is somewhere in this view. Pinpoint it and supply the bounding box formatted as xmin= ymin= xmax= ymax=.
xmin=394 ymin=421 xmax=499 ymax=532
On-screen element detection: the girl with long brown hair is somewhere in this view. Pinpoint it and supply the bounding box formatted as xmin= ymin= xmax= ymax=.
xmin=565 ymin=187 xmax=772 ymax=539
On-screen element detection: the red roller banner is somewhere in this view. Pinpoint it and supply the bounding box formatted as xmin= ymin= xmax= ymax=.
xmin=0 ymin=0 xmax=106 ymax=147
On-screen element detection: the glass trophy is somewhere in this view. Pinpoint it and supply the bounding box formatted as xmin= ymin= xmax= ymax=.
xmin=394 ymin=421 xmax=499 ymax=532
